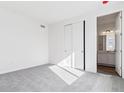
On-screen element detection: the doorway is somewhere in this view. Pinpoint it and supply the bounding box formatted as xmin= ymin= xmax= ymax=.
xmin=97 ymin=12 xmax=122 ymax=77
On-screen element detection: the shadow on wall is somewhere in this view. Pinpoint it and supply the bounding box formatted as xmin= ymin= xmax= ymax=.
xmin=49 ymin=53 xmax=85 ymax=85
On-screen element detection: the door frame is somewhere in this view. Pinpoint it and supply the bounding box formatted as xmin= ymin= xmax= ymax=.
xmin=96 ymin=11 xmax=123 ymax=77
xmin=83 ymin=20 xmax=86 ymax=70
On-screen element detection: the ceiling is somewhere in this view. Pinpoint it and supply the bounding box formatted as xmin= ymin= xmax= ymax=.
xmin=0 ymin=1 xmax=121 ymax=24
xmin=97 ymin=12 xmax=119 ymax=25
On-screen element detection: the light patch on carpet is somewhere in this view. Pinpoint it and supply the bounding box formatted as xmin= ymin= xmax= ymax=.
xmin=49 ymin=65 xmax=84 ymax=85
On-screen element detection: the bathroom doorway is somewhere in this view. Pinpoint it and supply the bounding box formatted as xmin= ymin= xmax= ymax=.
xmin=97 ymin=12 xmax=122 ymax=76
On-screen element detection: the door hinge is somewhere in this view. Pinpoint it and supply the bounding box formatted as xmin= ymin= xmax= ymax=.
xmin=120 ymin=50 xmax=122 ymax=53
xmin=120 ymin=33 xmax=122 ymax=36
xmin=120 ymin=16 xmax=122 ymax=19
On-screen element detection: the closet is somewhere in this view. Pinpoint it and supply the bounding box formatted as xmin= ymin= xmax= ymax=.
xmin=64 ymin=21 xmax=84 ymax=70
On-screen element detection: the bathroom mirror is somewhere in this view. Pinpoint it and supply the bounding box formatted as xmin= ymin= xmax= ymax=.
xmin=98 ymin=30 xmax=115 ymax=52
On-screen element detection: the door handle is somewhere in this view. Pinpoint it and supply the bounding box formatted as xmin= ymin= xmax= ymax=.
xmin=81 ymin=50 xmax=84 ymax=53
xmin=64 ymin=50 xmax=67 ymax=52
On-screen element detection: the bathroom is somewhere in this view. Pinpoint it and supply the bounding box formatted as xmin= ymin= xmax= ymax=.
xmin=97 ymin=12 xmax=122 ymax=76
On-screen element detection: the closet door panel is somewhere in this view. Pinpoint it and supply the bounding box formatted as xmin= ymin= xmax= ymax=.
xmin=63 ymin=24 xmax=73 ymax=67
xmin=72 ymin=22 xmax=84 ymax=69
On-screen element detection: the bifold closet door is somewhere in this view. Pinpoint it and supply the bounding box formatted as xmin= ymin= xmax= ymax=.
xmin=72 ymin=21 xmax=84 ymax=70
xmin=64 ymin=24 xmax=73 ymax=67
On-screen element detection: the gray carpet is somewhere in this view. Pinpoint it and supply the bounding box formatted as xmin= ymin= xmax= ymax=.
xmin=0 ymin=64 xmax=123 ymax=92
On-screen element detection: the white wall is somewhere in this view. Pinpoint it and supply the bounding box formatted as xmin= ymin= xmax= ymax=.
xmin=0 ymin=8 xmax=48 ymax=74
xmin=48 ymin=2 xmax=124 ymax=75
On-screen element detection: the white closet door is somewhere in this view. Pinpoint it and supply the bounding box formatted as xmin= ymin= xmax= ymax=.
xmin=115 ymin=12 xmax=122 ymax=76
xmin=64 ymin=24 xmax=73 ymax=67
xmin=72 ymin=21 xmax=84 ymax=70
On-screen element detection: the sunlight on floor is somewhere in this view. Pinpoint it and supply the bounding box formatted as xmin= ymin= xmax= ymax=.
xmin=57 ymin=55 xmax=72 ymax=67
xmin=49 ymin=65 xmax=85 ymax=85
xmin=59 ymin=66 xmax=84 ymax=77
